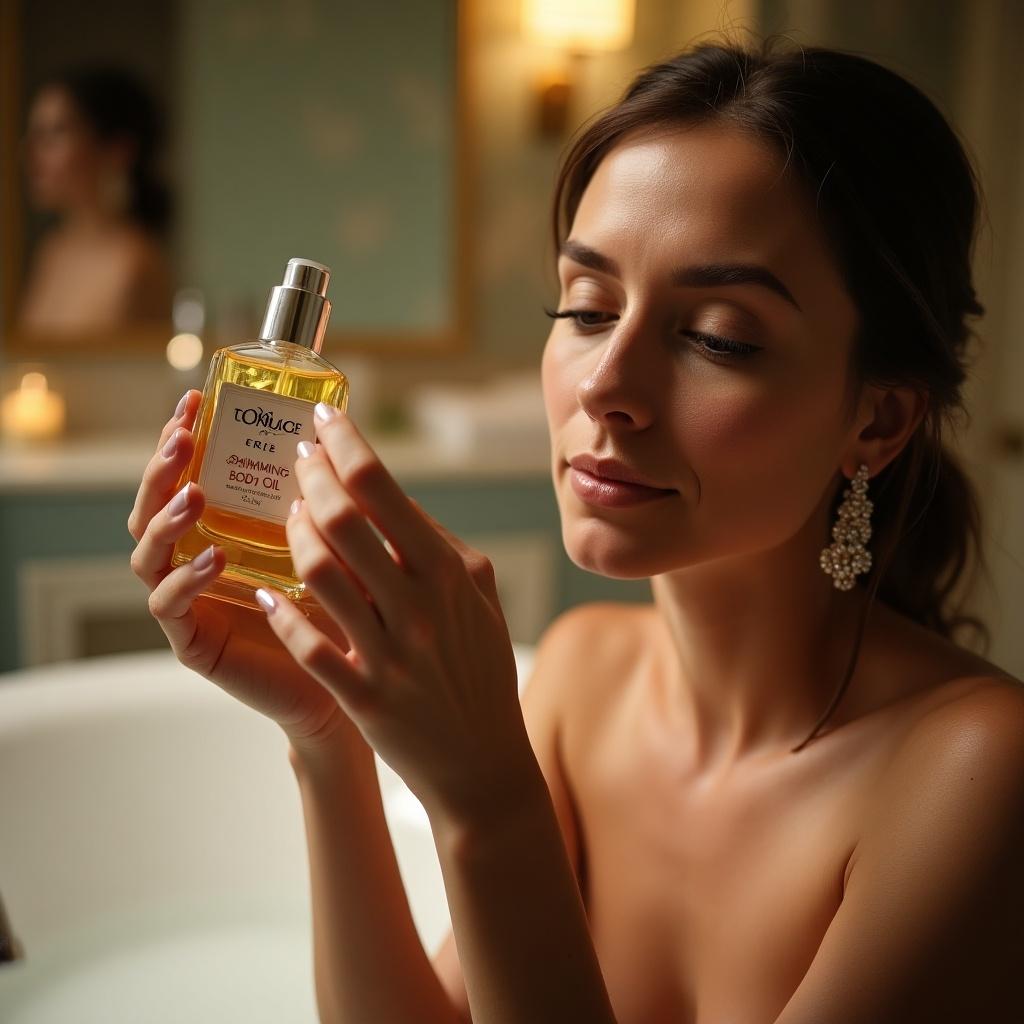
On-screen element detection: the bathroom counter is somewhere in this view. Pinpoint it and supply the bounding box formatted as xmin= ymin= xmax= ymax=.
xmin=0 ymin=427 xmax=551 ymax=494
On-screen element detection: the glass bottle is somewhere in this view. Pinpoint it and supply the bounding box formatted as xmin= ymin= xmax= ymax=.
xmin=171 ymin=258 xmax=349 ymax=611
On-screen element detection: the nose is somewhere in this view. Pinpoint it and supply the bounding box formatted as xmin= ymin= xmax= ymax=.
xmin=574 ymin=317 xmax=659 ymax=430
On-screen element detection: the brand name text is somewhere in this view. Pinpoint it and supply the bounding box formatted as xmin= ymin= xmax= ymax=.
xmin=233 ymin=406 xmax=303 ymax=434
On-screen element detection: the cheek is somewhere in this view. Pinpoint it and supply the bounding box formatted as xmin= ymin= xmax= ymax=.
xmin=675 ymin=372 xmax=844 ymax=512
xmin=40 ymin=140 xmax=85 ymax=185
xmin=671 ymin=379 xmax=783 ymax=461
xmin=540 ymin=336 xmax=574 ymax=427
xmin=69 ymin=143 xmax=100 ymax=179
xmin=684 ymin=356 xmax=844 ymax=452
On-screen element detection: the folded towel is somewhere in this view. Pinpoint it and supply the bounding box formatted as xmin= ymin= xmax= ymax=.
xmin=409 ymin=373 xmax=549 ymax=458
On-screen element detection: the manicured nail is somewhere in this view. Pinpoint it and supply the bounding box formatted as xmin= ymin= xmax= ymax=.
xmin=170 ymin=481 xmax=192 ymax=516
xmin=174 ymin=391 xmax=189 ymax=419
xmin=314 ymin=402 xmax=339 ymax=424
xmin=162 ymin=428 xmax=180 ymax=459
xmin=192 ymin=544 xmax=217 ymax=571
xmin=297 ymin=440 xmax=316 ymax=459
xmin=290 ymin=498 xmax=302 ymax=516
xmin=255 ymin=588 xmax=279 ymax=615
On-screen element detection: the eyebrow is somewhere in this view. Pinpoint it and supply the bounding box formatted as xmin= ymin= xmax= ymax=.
xmin=558 ymin=239 xmax=803 ymax=313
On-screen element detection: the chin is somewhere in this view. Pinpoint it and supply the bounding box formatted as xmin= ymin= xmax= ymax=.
xmin=560 ymin=517 xmax=684 ymax=580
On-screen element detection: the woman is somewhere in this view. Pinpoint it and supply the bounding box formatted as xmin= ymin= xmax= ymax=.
xmin=17 ymin=65 xmax=173 ymax=335
xmin=129 ymin=34 xmax=1023 ymax=1024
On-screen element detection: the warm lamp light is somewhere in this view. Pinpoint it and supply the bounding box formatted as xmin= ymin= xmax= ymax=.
xmin=0 ymin=372 xmax=66 ymax=442
xmin=521 ymin=0 xmax=635 ymax=138
xmin=166 ymin=332 xmax=204 ymax=371
xmin=522 ymin=0 xmax=635 ymax=51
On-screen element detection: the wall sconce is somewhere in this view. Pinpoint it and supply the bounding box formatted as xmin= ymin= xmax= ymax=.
xmin=521 ymin=0 xmax=636 ymax=138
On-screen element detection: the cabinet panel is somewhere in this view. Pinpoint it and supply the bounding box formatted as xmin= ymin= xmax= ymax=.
xmin=0 ymin=479 xmax=651 ymax=671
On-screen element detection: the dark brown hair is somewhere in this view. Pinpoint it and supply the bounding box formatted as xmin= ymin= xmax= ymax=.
xmin=550 ymin=32 xmax=993 ymax=751
xmin=40 ymin=65 xmax=172 ymax=234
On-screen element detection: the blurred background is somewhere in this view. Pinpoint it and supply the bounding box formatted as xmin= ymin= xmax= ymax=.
xmin=0 ymin=0 xmax=1021 ymax=673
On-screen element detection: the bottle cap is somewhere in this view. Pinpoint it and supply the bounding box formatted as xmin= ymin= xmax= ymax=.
xmin=259 ymin=257 xmax=333 ymax=352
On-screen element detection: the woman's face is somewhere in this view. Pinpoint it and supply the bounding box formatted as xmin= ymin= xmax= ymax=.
xmin=23 ymin=86 xmax=104 ymax=210
xmin=541 ymin=124 xmax=865 ymax=580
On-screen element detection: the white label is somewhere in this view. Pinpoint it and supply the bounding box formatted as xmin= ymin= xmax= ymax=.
xmin=198 ymin=381 xmax=316 ymax=525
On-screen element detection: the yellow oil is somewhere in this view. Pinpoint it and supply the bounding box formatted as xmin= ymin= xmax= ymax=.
xmin=171 ymin=342 xmax=349 ymax=610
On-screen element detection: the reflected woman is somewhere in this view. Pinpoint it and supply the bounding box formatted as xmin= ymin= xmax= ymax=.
xmin=16 ymin=65 xmax=174 ymax=336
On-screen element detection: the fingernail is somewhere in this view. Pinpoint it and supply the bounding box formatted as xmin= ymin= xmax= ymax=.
xmin=174 ymin=391 xmax=189 ymax=419
xmin=162 ymin=429 xmax=180 ymax=459
xmin=192 ymin=544 xmax=217 ymax=571
xmin=297 ymin=440 xmax=316 ymax=459
xmin=314 ymin=402 xmax=339 ymax=424
xmin=170 ymin=481 xmax=192 ymax=516
xmin=290 ymin=498 xmax=302 ymax=516
xmin=255 ymin=588 xmax=279 ymax=615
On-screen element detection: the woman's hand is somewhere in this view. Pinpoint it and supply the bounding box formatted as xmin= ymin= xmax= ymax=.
xmin=128 ymin=390 xmax=361 ymax=753
xmin=255 ymin=402 xmax=531 ymax=827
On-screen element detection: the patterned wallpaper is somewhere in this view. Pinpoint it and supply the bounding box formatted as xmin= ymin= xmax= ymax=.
xmin=179 ymin=0 xmax=456 ymax=336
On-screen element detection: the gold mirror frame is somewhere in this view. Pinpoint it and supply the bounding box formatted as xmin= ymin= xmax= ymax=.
xmin=0 ymin=0 xmax=474 ymax=360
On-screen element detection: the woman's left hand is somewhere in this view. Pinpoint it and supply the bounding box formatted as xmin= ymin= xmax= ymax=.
xmin=258 ymin=402 xmax=532 ymax=827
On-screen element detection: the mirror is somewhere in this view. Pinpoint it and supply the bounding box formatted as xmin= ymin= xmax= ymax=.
xmin=0 ymin=0 xmax=470 ymax=360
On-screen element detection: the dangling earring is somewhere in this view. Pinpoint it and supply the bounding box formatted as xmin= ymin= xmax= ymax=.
xmin=819 ymin=463 xmax=873 ymax=591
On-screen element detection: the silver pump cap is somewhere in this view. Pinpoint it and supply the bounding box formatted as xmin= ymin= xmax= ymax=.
xmin=259 ymin=257 xmax=333 ymax=351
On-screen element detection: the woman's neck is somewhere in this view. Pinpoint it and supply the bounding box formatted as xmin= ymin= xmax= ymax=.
xmin=62 ymin=201 xmax=132 ymax=237
xmin=649 ymin=511 xmax=875 ymax=773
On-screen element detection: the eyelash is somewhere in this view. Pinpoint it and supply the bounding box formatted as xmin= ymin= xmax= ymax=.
xmin=543 ymin=307 xmax=759 ymax=361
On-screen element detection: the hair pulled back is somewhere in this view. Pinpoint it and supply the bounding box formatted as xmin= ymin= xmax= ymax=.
xmin=550 ymin=32 xmax=993 ymax=750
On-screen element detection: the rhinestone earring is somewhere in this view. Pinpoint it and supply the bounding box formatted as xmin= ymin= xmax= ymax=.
xmin=819 ymin=463 xmax=873 ymax=591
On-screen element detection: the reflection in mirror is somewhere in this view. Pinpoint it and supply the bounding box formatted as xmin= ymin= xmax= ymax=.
xmin=0 ymin=0 xmax=468 ymax=362
xmin=16 ymin=65 xmax=175 ymax=340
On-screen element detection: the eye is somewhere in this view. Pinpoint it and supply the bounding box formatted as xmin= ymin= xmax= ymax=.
xmin=543 ymin=306 xmax=761 ymax=362
xmin=683 ymin=330 xmax=760 ymax=361
xmin=543 ymin=306 xmax=616 ymax=329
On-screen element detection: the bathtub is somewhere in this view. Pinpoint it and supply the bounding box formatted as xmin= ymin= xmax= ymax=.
xmin=0 ymin=643 xmax=536 ymax=1023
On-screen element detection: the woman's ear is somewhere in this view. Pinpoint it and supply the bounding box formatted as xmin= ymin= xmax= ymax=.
xmin=847 ymin=384 xmax=928 ymax=477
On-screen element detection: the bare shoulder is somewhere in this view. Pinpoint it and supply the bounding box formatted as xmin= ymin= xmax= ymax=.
xmin=777 ymin=674 xmax=1024 ymax=1024
xmin=532 ymin=601 xmax=653 ymax=704
xmin=538 ymin=599 xmax=651 ymax=641
xmin=542 ymin=600 xmax=653 ymax=656
xmin=894 ymin=673 xmax=1024 ymax=783
xmin=861 ymin=670 xmax=1024 ymax=861
xmin=882 ymin=600 xmax=1024 ymax=753
xmin=519 ymin=600 xmax=653 ymax=866
xmin=516 ymin=600 xmax=650 ymax=707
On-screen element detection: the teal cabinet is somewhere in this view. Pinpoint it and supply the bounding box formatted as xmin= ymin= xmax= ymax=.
xmin=0 ymin=474 xmax=650 ymax=672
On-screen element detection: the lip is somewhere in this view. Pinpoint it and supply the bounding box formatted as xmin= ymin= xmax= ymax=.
xmin=568 ymin=453 xmax=674 ymax=490
xmin=565 ymin=462 xmax=675 ymax=512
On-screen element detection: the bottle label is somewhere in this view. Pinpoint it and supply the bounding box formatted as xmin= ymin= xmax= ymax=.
xmin=198 ymin=381 xmax=315 ymax=525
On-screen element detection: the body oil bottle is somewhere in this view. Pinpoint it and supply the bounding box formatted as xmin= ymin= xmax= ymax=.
xmin=171 ymin=257 xmax=349 ymax=610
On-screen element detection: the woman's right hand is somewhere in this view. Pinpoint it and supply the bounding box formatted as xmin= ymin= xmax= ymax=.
xmin=128 ymin=389 xmax=362 ymax=755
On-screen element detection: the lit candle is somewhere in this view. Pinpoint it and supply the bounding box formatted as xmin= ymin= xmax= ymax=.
xmin=1 ymin=373 xmax=67 ymax=442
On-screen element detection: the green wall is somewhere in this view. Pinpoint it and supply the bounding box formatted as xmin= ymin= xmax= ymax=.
xmin=178 ymin=0 xmax=456 ymax=335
